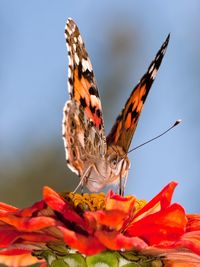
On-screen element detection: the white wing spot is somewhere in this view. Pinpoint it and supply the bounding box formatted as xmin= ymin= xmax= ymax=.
xmin=67 ymin=45 xmax=72 ymax=53
xmin=65 ymin=148 xmax=69 ymax=160
xmin=162 ymin=47 xmax=167 ymax=54
xmin=78 ymin=132 xmax=84 ymax=147
xmin=73 ymin=43 xmax=76 ymax=52
xmin=156 ymin=54 xmax=160 ymax=60
xmin=74 ymin=53 xmax=80 ymax=65
xmin=91 ymin=95 xmax=100 ymax=107
xmin=67 ymin=163 xmax=79 ymax=176
xmin=78 ymin=35 xmax=83 ymax=44
xmin=62 ymin=111 xmax=69 ymax=160
xmin=149 ymin=63 xmax=155 ymax=74
xmin=82 ymin=58 xmax=92 ymax=72
xmin=151 ymin=69 xmax=158 ymax=80
xmin=68 ymin=81 xmax=73 ymax=94
xmin=68 ymin=65 xmax=72 ymax=78
xmin=62 ymin=120 xmax=66 ymax=135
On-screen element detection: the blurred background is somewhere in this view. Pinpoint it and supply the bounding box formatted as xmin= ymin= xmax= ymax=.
xmin=0 ymin=0 xmax=200 ymax=213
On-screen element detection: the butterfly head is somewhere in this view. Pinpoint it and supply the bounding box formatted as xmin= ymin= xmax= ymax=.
xmin=106 ymin=145 xmax=129 ymax=176
xmin=85 ymin=147 xmax=130 ymax=192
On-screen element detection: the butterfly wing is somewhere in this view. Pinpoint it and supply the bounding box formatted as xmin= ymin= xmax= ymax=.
xmin=62 ymin=18 xmax=106 ymax=177
xmin=107 ymin=35 xmax=170 ymax=153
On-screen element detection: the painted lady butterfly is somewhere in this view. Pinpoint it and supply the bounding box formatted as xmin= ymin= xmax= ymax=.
xmin=62 ymin=18 xmax=170 ymax=193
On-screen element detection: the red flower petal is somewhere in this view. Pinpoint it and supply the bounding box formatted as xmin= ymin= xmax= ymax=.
xmin=0 ymin=214 xmax=58 ymax=231
xmin=133 ymin=181 xmax=178 ymax=221
xmin=58 ymin=226 xmax=105 ymax=255
xmin=164 ymin=251 xmax=200 ymax=267
xmin=85 ymin=209 xmax=127 ymax=229
xmin=144 ymin=248 xmax=200 ymax=267
xmin=126 ymin=203 xmax=186 ymax=245
xmin=0 ymin=227 xmax=21 ymax=247
xmin=0 ymin=203 xmax=18 ymax=213
xmin=187 ymin=215 xmax=200 ymax=232
xmin=18 ymin=200 xmax=45 ymax=217
xmin=0 ymin=227 xmax=58 ymax=247
xmin=0 ymin=249 xmax=43 ymax=267
xmin=43 ymin=186 xmax=87 ymax=229
xmin=43 ymin=186 xmax=70 ymax=211
xmin=0 ymin=249 xmax=33 ymax=256
xmin=95 ymin=230 xmax=147 ymax=250
xmin=173 ymin=230 xmax=200 ymax=256
xmin=0 ymin=183 xmax=199 ymax=266
xmin=105 ymin=190 xmax=135 ymax=214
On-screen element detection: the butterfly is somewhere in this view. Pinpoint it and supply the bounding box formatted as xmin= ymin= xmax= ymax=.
xmin=62 ymin=18 xmax=170 ymax=193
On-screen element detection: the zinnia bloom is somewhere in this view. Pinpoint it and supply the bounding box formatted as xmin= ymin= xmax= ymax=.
xmin=0 ymin=181 xmax=200 ymax=267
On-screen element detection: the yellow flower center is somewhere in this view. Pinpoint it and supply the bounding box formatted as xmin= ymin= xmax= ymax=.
xmin=61 ymin=192 xmax=106 ymax=212
xmin=133 ymin=199 xmax=147 ymax=214
xmin=61 ymin=192 xmax=147 ymax=214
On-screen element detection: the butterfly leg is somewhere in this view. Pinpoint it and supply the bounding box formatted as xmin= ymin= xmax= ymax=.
xmin=118 ymin=161 xmax=128 ymax=196
xmin=73 ymin=165 xmax=92 ymax=193
xmin=122 ymin=171 xmax=129 ymax=195
xmin=80 ymin=183 xmax=84 ymax=195
xmin=119 ymin=176 xmax=123 ymax=196
xmin=119 ymin=176 xmax=126 ymax=196
xmin=118 ymin=176 xmax=126 ymax=196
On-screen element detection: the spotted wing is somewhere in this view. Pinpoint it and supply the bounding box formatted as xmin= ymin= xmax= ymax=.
xmin=107 ymin=34 xmax=170 ymax=153
xmin=62 ymin=18 xmax=106 ymax=177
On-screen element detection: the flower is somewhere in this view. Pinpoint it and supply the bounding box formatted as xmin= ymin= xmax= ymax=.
xmin=0 ymin=182 xmax=200 ymax=267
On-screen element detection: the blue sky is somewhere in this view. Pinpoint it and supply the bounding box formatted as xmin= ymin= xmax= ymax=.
xmin=1 ymin=0 xmax=200 ymax=212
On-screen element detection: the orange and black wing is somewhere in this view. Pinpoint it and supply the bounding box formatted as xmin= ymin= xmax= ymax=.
xmin=65 ymin=18 xmax=105 ymax=135
xmin=107 ymin=34 xmax=170 ymax=153
xmin=63 ymin=18 xmax=107 ymax=177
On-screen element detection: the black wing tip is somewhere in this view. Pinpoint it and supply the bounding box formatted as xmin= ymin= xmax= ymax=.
xmin=161 ymin=33 xmax=170 ymax=52
xmin=166 ymin=33 xmax=171 ymax=43
xmin=145 ymin=33 xmax=171 ymax=81
xmin=157 ymin=33 xmax=170 ymax=58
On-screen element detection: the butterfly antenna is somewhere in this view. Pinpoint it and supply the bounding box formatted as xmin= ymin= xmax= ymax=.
xmin=127 ymin=119 xmax=182 ymax=154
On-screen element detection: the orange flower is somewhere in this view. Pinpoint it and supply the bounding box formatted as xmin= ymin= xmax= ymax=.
xmin=0 ymin=182 xmax=199 ymax=266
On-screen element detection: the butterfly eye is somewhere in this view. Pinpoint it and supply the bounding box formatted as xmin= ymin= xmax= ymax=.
xmin=110 ymin=156 xmax=118 ymax=169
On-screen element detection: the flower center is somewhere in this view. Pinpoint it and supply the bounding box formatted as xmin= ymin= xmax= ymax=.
xmin=61 ymin=191 xmax=147 ymax=216
xmin=61 ymin=192 xmax=106 ymax=212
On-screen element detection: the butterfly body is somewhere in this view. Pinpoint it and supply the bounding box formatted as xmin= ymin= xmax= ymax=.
xmin=62 ymin=18 xmax=170 ymax=192
xmin=63 ymin=98 xmax=130 ymax=192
